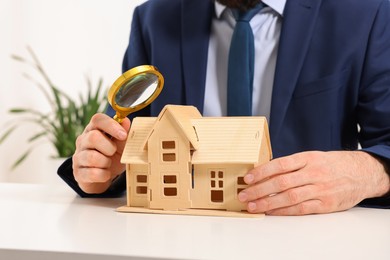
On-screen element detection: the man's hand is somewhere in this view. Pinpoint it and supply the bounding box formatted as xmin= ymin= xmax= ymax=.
xmin=238 ymin=151 xmax=390 ymax=215
xmin=72 ymin=113 xmax=131 ymax=194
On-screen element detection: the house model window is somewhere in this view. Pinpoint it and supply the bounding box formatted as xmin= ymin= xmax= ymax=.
xmin=210 ymin=170 xmax=224 ymax=203
xmin=163 ymin=174 xmax=177 ymax=197
xmin=136 ymin=175 xmax=148 ymax=195
xmin=161 ymin=140 xmax=177 ymax=162
xmin=119 ymin=105 xmax=272 ymax=217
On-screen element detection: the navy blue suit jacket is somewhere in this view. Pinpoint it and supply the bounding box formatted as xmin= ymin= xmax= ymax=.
xmin=59 ymin=0 xmax=390 ymax=206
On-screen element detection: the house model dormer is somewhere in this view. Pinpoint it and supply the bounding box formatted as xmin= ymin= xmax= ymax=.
xmin=117 ymin=105 xmax=272 ymax=217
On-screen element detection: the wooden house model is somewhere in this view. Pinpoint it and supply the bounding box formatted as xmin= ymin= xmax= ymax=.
xmin=118 ymin=105 xmax=272 ymax=217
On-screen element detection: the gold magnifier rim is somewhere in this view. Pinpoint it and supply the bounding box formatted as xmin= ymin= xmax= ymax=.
xmin=108 ymin=65 xmax=164 ymax=122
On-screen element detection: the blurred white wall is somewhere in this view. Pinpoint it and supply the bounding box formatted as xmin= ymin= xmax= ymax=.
xmin=0 ymin=0 xmax=146 ymax=183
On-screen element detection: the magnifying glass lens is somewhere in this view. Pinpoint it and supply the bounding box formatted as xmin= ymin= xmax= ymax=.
xmin=108 ymin=65 xmax=164 ymax=123
xmin=115 ymin=73 xmax=159 ymax=108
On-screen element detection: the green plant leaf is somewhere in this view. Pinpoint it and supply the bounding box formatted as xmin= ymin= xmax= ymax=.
xmin=0 ymin=126 xmax=17 ymax=144
xmin=27 ymin=131 xmax=47 ymax=142
xmin=11 ymin=148 xmax=33 ymax=170
xmin=5 ymin=48 xmax=109 ymax=169
xmin=9 ymin=108 xmax=29 ymax=113
xmin=10 ymin=54 xmax=26 ymax=62
xmin=10 ymin=108 xmax=47 ymax=118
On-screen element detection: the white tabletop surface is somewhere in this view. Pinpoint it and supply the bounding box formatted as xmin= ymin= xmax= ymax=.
xmin=0 ymin=182 xmax=389 ymax=260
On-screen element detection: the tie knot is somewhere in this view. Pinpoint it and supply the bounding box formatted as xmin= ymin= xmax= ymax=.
xmin=233 ymin=3 xmax=265 ymax=22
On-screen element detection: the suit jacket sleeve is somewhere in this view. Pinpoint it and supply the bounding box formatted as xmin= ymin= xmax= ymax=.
xmin=356 ymin=0 xmax=390 ymax=208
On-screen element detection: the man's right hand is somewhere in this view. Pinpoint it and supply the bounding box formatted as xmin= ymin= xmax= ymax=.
xmin=72 ymin=113 xmax=131 ymax=194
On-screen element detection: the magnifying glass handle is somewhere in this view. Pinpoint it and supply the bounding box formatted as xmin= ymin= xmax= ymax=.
xmin=113 ymin=114 xmax=124 ymax=123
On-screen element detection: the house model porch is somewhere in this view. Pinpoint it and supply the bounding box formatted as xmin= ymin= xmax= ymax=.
xmin=117 ymin=105 xmax=272 ymax=217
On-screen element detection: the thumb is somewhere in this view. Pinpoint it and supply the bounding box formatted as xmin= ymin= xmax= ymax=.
xmin=116 ymin=117 xmax=131 ymax=153
xmin=120 ymin=117 xmax=131 ymax=133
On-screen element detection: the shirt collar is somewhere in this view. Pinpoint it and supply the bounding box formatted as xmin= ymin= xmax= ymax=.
xmin=215 ymin=0 xmax=286 ymax=18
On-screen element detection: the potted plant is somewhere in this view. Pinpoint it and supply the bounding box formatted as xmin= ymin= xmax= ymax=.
xmin=0 ymin=47 xmax=108 ymax=169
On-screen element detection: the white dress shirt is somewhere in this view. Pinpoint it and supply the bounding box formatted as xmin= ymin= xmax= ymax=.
xmin=203 ymin=0 xmax=286 ymax=121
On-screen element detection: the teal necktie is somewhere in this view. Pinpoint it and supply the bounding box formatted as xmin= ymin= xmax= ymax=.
xmin=227 ymin=4 xmax=265 ymax=116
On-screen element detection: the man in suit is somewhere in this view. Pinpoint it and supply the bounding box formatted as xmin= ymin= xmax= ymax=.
xmin=58 ymin=0 xmax=390 ymax=215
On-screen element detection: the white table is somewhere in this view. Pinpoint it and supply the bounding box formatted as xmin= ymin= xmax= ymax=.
xmin=0 ymin=182 xmax=389 ymax=260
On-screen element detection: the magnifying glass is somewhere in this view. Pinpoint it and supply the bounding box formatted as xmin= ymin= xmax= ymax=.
xmin=108 ymin=65 xmax=164 ymax=123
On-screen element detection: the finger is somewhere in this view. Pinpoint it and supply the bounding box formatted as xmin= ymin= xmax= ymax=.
xmin=244 ymin=184 xmax=318 ymax=213
xmin=85 ymin=113 xmax=128 ymax=141
xmin=116 ymin=117 xmax=131 ymax=152
xmin=120 ymin=117 xmax=131 ymax=132
xmin=239 ymin=170 xmax=309 ymax=202
xmin=77 ymin=180 xmax=112 ymax=194
xmin=244 ymin=153 xmax=308 ymax=184
xmin=74 ymin=150 xmax=112 ymax=169
xmin=265 ymin=200 xmax=325 ymax=216
xmin=79 ymin=130 xmax=118 ymax=156
xmin=74 ymin=166 xmax=112 ymax=184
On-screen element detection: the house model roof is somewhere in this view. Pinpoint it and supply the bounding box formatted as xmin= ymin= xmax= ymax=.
xmin=121 ymin=105 xmax=272 ymax=164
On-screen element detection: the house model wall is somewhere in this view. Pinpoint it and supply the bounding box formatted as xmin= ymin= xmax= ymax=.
xmin=118 ymin=105 xmax=272 ymax=217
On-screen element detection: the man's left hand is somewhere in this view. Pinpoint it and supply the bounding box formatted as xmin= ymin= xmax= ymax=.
xmin=238 ymin=151 xmax=390 ymax=215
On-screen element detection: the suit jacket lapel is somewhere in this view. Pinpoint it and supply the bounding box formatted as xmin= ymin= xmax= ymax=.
xmin=181 ymin=0 xmax=214 ymax=113
xmin=270 ymin=0 xmax=322 ymax=139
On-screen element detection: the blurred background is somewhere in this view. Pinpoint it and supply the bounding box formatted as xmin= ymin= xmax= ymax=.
xmin=0 ymin=0 xmax=146 ymax=183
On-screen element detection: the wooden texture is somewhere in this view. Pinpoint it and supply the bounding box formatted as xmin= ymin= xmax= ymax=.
xmin=120 ymin=105 xmax=272 ymax=216
xmin=117 ymin=206 xmax=264 ymax=218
